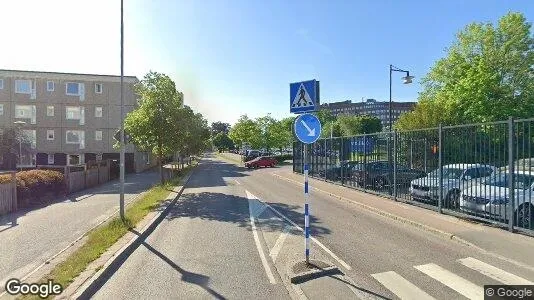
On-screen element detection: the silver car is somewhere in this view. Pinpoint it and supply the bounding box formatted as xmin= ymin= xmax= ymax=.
xmin=459 ymin=170 xmax=534 ymax=229
xmin=410 ymin=164 xmax=497 ymax=208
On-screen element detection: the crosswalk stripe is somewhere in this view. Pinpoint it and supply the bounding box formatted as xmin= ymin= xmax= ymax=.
xmin=372 ymin=271 xmax=436 ymax=300
xmin=459 ymin=257 xmax=534 ymax=285
xmin=415 ymin=263 xmax=483 ymax=300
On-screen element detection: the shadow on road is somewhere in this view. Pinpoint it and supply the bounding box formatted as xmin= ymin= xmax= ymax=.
xmin=327 ymin=274 xmax=391 ymax=299
xmin=165 ymin=192 xmax=331 ymax=237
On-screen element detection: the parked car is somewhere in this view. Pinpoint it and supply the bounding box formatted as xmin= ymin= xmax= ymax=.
xmin=245 ymin=156 xmax=277 ymax=169
xmin=244 ymin=150 xmax=261 ymax=162
xmin=459 ymin=170 xmax=534 ymax=228
xmin=410 ymin=164 xmax=497 ymax=208
xmin=318 ymin=161 xmax=362 ymax=181
xmin=351 ymin=161 xmax=427 ymax=190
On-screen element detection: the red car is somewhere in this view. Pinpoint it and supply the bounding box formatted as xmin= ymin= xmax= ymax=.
xmin=245 ymin=156 xmax=277 ymax=169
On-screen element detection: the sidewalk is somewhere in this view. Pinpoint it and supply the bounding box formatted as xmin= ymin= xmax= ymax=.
xmin=0 ymin=170 xmax=160 ymax=290
xmin=275 ymin=168 xmax=534 ymax=269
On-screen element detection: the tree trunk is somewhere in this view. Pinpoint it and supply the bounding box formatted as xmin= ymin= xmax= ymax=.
xmin=158 ymin=142 xmax=164 ymax=184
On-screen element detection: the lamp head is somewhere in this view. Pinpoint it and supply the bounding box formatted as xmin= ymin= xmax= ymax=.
xmin=402 ymin=72 xmax=414 ymax=84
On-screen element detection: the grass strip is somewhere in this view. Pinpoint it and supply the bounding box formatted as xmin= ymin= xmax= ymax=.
xmin=20 ymin=164 xmax=195 ymax=299
xmin=216 ymin=152 xmax=243 ymax=165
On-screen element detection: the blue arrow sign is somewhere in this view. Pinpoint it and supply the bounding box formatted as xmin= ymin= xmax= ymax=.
xmin=290 ymin=80 xmax=320 ymax=114
xmin=294 ymin=113 xmax=322 ymax=144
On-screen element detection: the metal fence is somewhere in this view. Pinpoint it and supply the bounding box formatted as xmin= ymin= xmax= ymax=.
xmin=293 ymin=118 xmax=534 ymax=234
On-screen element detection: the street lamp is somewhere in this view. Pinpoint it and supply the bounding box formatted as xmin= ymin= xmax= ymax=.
xmin=14 ymin=121 xmax=26 ymax=170
xmin=119 ymin=0 xmax=125 ymax=221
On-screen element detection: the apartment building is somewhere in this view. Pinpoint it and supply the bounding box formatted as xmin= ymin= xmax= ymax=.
xmin=320 ymin=98 xmax=416 ymax=130
xmin=0 ymin=69 xmax=156 ymax=173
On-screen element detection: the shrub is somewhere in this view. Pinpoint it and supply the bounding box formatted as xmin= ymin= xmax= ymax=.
xmin=273 ymin=154 xmax=293 ymax=164
xmin=0 ymin=170 xmax=65 ymax=205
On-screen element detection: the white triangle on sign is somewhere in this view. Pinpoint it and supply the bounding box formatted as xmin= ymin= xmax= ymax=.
xmin=291 ymin=83 xmax=314 ymax=108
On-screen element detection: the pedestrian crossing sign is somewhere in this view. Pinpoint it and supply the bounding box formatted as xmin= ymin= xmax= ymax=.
xmin=290 ymin=80 xmax=320 ymax=114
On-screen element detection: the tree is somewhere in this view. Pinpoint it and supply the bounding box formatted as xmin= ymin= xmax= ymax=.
xmin=124 ymin=71 xmax=184 ymax=184
xmin=228 ymin=115 xmax=262 ymax=149
xmin=212 ymin=132 xmax=235 ymax=151
xmin=320 ymin=120 xmax=342 ymax=138
xmin=269 ymin=117 xmax=294 ymax=152
xmin=0 ymin=128 xmax=30 ymax=169
xmin=396 ymin=12 xmax=534 ymax=130
xmin=176 ymin=106 xmax=211 ymax=157
xmin=337 ymin=115 xmax=382 ymax=136
xmin=210 ymin=121 xmax=231 ymax=136
xmin=314 ymin=109 xmax=336 ymax=125
xmin=256 ymin=114 xmax=277 ymax=150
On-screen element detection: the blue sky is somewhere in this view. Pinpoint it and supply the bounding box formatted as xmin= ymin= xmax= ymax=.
xmin=1 ymin=0 xmax=533 ymax=124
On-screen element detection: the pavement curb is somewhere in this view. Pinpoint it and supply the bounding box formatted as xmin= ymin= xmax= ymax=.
xmin=72 ymin=170 xmax=195 ymax=300
xmin=289 ymin=266 xmax=341 ymax=284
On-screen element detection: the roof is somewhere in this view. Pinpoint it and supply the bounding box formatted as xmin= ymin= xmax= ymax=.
xmin=0 ymin=69 xmax=139 ymax=83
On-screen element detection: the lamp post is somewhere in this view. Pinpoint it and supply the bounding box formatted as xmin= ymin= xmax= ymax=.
xmin=14 ymin=121 xmax=26 ymax=171
xmin=388 ymin=65 xmax=413 ymax=195
xmin=119 ymin=0 xmax=125 ymax=221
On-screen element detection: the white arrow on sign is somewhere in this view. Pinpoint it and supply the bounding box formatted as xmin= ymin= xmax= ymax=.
xmin=300 ymin=120 xmax=316 ymax=137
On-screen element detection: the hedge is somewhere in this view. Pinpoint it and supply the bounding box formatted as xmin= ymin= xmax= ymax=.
xmin=0 ymin=170 xmax=65 ymax=205
xmin=273 ymin=154 xmax=293 ymax=164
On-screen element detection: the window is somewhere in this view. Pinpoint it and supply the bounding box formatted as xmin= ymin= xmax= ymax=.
xmin=65 ymin=106 xmax=85 ymax=123
xmin=15 ymin=105 xmax=36 ymax=124
xmin=66 ymin=130 xmax=83 ymax=144
xmin=68 ymin=154 xmax=84 ymax=166
xmin=22 ymin=130 xmax=36 ymax=149
xmin=15 ymin=80 xmax=32 ymax=94
xmin=479 ymin=167 xmax=494 ymax=177
xmin=96 ymin=153 xmax=102 ymax=161
xmin=47 ymin=130 xmax=55 ymax=140
xmin=47 ymin=106 xmax=54 ymax=117
xmin=47 ymin=154 xmax=54 ymax=165
xmin=95 ymin=130 xmax=102 ymax=141
xmin=66 ymin=82 xmax=81 ymax=95
xmin=47 ymin=81 xmax=54 ymax=92
xmin=95 ymin=106 xmax=102 ymax=117
xmin=0 ymin=79 xmax=3 ymax=89
xmin=95 ymin=83 xmax=103 ymax=94
xmin=0 ymin=104 xmax=3 ymax=116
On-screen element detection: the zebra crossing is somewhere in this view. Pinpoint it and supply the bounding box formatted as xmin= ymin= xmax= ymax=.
xmin=372 ymin=257 xmax=534 ymax=300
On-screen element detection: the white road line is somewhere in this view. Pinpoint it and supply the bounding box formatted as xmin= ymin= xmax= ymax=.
xmin=458 ymin=257 xmax=534 ymax=285
xmin=269 ymin=226 xmax=289 ymax=262
xmin=372 ymin=271 xmax=436 ymax=300
xmin=246 ymin=191 xmax=277 ymax=284
xmin=234 ymin=180 xmax=241 ymax=185
xmin=245 ymin=190 xmax=352 ymax=270
xmin=414 ymin=263 xmax=483 ymax=300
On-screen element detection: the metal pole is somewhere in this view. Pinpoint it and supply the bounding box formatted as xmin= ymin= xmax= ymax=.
xmin=304 ymin=143 xmax=310 ymax=264
xmin=19 ymin=137 xmax=22 ymax=171
xmin=119 ymin=0 xmax=125 ymax=221
xmin=324 ymin=138 xmax=327 ymax=181
xmin=438 ymin=124 xmax=443 ymax=213
xmin=393 ymin=130 xmax=397 ymax=201
xmin=388 ymin=65 xmax=393 ymax=196
xmin=508 ymin=117 xmax=514 ymax=232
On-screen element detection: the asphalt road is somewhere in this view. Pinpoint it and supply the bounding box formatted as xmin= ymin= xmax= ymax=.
xmin=93 ymin=156 xmax=534 ymax=299
xmin=0 ymin=171 xmax=159 ymax=291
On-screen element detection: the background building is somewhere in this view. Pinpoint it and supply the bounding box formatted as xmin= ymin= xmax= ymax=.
xmin=0 ymin=69 xmax=156 ymax=173
xmin=320 ymin=98 xmax=416 ymax=130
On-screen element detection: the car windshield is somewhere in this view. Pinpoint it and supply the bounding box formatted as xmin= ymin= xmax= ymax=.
xmin=428 ymin=168 xmax=463 ymax=179
xmin=484 ymin=173 xmax=534 ymax=189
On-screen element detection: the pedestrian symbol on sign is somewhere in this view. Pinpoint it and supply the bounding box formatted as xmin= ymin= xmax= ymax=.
xmin=291 ymin=83 xmax=313 ymax=108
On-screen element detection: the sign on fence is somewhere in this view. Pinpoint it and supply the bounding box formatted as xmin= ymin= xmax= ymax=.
xmin=351 ymin=138 xmax=374 ymax=154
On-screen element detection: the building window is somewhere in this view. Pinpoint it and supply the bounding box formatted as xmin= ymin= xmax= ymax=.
xmin=15 ymin=105 xmax=36 ymax=124
xmin=47 ymin=130 xmax=55 ymax=140
xmin=96 ymin=153 xmax=102 ymax=161
xmin=47 ymin=81 xmax=54 ymax=92
xmin=47 ymin=106 xmax=54 ymax=117
xmin=95 ymin=130 xmax=102 ymax=141
xmin=22 ymin=129 xmax=36 ymax=149
xmin=0 ymin=104 xmax=3 ymax=116
xmin=66 ymin=82 xmax=81 ymax=95
xmin=47 ymin=154 xmax=54 ymax=165
xmin=66 ymin=130 xmax=84 ymax=144
xmin=95 ymin=83 xmax=103 ymax=94
xmin=0 ymin=79 xmax=3 ymax=89
xmin=66 ymin=106 xmax=83 ymax=120
xmin=15 ymin=80 xmax=32 ymax=94
xmin=68 ymin=154 xmax=84 ymax=166
xmin=95 ymin=106 xmax=103 ymax=117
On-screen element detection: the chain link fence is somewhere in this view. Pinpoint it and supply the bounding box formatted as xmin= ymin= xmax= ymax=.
xmin=293 ymin=118 xmax=534 ymax=234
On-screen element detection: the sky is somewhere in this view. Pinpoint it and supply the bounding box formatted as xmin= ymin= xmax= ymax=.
xmin=0 ymin=0 xmax=533 ymax=125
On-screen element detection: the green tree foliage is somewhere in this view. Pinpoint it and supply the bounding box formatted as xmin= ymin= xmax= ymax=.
xmin=314 ymin=109 xmax=336 ymax=125
xmin=268 ymin=117 xmax=294 ymax=151
xmin=396 ymin=12 xmax=534 ymax=130
xmin=256 ymin=114 xmax=277 ymax=150
xmin=337 ymin=115 xmax=382 ymax=136
xmin=210 ymin=121 xmax=231 ymax=136
xmin=212 ymin=132 xmax=235 ymax=150
xmin=229 ymin=115 xmax=262 ymax=149
xmin=320 ymin=120 xmax=342 ymax=138
xmin=177 ymin=106 xmax=211 ymax=156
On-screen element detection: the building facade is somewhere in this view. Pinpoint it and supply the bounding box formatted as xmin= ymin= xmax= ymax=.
xmin=320 ymin=98 xmax=416 ymax=130
xmin=0 ymin=69 xmax=155 ymax=172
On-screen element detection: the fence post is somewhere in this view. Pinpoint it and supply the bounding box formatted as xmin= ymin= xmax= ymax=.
xmin=363 ymin=135 xmax=367 ymax=190
xmin=324 ymin=139 xmax=327 ymax=181
xmin=340 ymin=138 xmax=344 ymax=185
xmin=508 ymin=117 xmax=515 ymax=232
xmin=11 ymin=172 xmax=17 ymax=212
xmin=393 ymin=130 xmax=397 ymax=201
xmin=438 ymin=124 xmax=443 ymax=214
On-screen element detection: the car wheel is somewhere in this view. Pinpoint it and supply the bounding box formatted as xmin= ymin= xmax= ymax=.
xmin=515 ymin=204 xmax=534 ymax=229
xmin=445 ymin=189 xmax=460 ymax=209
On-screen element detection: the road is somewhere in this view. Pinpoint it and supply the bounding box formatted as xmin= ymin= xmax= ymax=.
xmin=0 ymin=171 xmax=159 ymax=291
xmin=94 ymin=155 xmax=534 ymax=299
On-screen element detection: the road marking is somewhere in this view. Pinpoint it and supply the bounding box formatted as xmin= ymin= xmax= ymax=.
xmin=246 ymin=191 xmax=277 ymax=284
xmin=234 ymin=180 xmax=241 ymax=185
xmin=458 ymin=257 xmax=534 ymax=285
xmin=269 ymin=226 xmax=289 ymax=262
xmin=372 ymin=271 xmax=436 ymax=300
xmin=414 ymin=263 xmax=483 ymax=300
xmin=245 ymin=190 xmax=352 ymax=270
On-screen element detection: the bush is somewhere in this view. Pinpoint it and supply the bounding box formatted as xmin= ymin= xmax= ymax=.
xmin=0 ymin=170 xmax=65 ymax=205
xmin=273 ymin=154 xmax=293 ymax=164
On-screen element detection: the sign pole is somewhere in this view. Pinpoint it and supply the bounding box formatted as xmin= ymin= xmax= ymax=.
xmin=304 ymin=142 xmax=310 ymax=265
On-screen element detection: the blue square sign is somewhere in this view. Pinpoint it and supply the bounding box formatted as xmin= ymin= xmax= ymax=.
xmin=290 ymin=80 xmax=320 ymax=114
